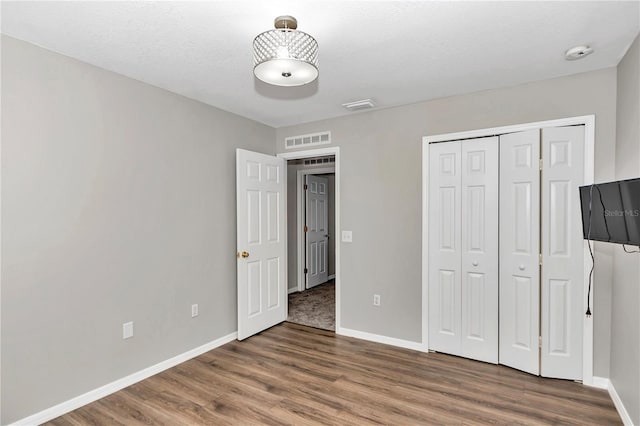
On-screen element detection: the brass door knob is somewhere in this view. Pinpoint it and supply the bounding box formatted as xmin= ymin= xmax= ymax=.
xmin=237 ymin=251 xmax=250 ymax=258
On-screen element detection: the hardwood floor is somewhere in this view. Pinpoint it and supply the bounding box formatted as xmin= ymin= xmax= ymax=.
xmin=47 ymin=322 xmax=620 ymax=425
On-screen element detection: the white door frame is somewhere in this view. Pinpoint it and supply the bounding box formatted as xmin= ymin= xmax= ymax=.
xmin=278 ymin=147 xmax=341 ymax=333
xmin=296 ymin=167 xmax=336 ymax=293
xmin=422 ymin=115 xmax=595 ymax=385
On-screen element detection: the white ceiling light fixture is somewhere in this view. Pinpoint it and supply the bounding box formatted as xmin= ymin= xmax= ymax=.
xmin=565 ymin=45 xmax=594 ymax=60
xmin=253 ymin=15 xmax=319 ymax=87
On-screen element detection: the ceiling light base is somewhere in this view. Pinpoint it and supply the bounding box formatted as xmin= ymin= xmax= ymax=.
xmin=274 ymin=16 xmax=297 ymax=30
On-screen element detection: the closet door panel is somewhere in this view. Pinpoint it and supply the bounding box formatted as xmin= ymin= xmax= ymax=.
xmin=499 ymin=130 xmax=541 ymax=375
xmin=541 ymin=126 xmax=585 ymax=380
xmin=460 ymin=137 xmax=499 ymax=363
xmin=428 ymin=142 xmax=462 ymax=356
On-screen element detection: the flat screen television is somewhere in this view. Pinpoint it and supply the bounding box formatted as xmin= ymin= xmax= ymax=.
xmin=579 ymin=178 xmax=640 ymax=245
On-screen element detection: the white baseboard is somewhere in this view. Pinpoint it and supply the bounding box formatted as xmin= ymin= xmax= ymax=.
xmin=578 ymin=377 xmax=633 ymax=425
xmin=328 ymin=274 xmax=336 ymax=280
xmin=288 ymin=287 xmax=298 ymax=294
xmin=590 ymin=376 xmax=610 ymax=390
xmin=608 ymin=379 xmax=634 ymax=426
xmin=338 ymin=327 xmax=427 ymax=352
xmin=10 ymin=331 xmax=238 ymax=426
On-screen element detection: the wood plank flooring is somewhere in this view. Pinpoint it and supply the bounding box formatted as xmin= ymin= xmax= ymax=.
xmin=47 ymin=322 xmax=621 ymax=425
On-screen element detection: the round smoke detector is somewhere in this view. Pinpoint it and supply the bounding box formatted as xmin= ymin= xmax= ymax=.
xmin=565 ymin=45 xmax=594 ymax=61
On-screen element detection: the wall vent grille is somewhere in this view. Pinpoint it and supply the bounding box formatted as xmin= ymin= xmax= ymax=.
xmin=303 ymin=157 xmax=335 ymax=166
xmin=285 ymin=131 xmax=331 ymax=149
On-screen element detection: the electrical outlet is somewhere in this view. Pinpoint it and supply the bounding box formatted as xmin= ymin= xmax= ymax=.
xmin=342 ymin=230 xmax=353 ymax=242
xmin=122 ymin=321 xmax=134 ymax=339
xmin=373 ymin=294 xmax=381 ymax=306
xmin=191 ymin=304 xmax=199 ymax=318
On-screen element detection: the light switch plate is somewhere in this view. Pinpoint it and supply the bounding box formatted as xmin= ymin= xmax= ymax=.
xmin=122 ymin=321 xmax=134 ymax=339
xmin=342 ymin=230 xmax=353 ymax=242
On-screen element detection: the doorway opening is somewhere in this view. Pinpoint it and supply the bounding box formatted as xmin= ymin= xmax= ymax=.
xmin=285 ymin=156 xmax=335 ymax=331
xmin=278 ymin=147 xmax=341 ymax=333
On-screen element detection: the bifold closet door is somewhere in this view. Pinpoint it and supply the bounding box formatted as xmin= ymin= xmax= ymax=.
xmin=499 ymin=126 xmax=585 ymax=380
xmin=429 ymin=138 xmax=498 ymax=362
xmin=428 ymin=141 xmax=462 ymax=356
xmin=540 ymin=126 xmax=584 ymax=380
xmin=499 ymin=130 xmax=541 ymax=375
xmin=460 ymin=137 xmax=499 ymax=363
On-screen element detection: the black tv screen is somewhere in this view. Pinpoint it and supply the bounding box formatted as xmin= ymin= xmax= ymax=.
xmin=579 ymin=178 xmax=640 ymax=245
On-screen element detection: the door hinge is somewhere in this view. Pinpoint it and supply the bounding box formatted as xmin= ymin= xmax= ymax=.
xmin=539 ymin=158 xmax=543 ymax=171
xmin=304 ymin=225 xmax=308 ymax=232
xmin=304 ymin=268 xmax=308 ymax=274
xmin=538 ymin=336 xmax=542 ymax=348
xmin=539 ymin=253 xmax=543 ymax=265
xmin=304 ymin=184 xmax=308 ymax=190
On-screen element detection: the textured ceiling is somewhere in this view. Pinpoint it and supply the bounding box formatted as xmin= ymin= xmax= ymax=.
xmin=2 ymin=1 xmax=639 ymax=128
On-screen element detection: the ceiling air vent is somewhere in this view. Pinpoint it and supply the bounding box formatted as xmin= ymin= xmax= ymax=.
xmin=285 ymin=131 xmax=331 ymax=149
xmin=342 ymin=98 xmax=376 ymax=112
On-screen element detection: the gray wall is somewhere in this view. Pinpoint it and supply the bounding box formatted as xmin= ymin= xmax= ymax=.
xmin=611 ymin=34 xmax=640 ymax=425
xmin=286 ymin=163 xmax=335 ymax=293
xmin=1 ymin=36 xmax=274 ymax=424
xmin=276 ymin=68 xmax=618 ymax=377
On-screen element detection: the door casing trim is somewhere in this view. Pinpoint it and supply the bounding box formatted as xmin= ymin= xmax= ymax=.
xmin=278 ymin=147 xmax=342 ymax=333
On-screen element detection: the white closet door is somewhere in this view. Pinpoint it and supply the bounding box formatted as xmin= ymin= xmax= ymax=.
xmin=428 ymin=141 xmax=462 ymax=356
xmin=499 ymin=130 xmax=541 ymax=375
xmin=460 ymin=137 xmax=499 ymax=363
xmin=541 ymin=126 xmax=585 ymax=380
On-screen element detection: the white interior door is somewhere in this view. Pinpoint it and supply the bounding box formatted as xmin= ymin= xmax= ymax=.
xmin=499 ymin=130 xmax=541 ymax=375
xmin=428 ymin=141 xmax=462 ymax=356
xmin=306 ymin=175 xmax=329 ymax=288
xmin=460 ymin=137 xmax=499 ymax=363
xmin=540 ymin=126 xmax=585 ymax=380
xmin=236 ymin=149 xmax=286 ymax=340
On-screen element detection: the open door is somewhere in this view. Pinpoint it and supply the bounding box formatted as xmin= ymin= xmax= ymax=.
xmin=236 ymin=149 xmax=286 ymax=340
xmin=305 ymin=174 xmax=329 ymax=288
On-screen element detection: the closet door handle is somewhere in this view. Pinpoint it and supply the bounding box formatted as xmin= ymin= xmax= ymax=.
xmin=472 ymin=261 xmax=479 ymax=267
xmin=519 ymin=264 xmax=526 ymax=271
